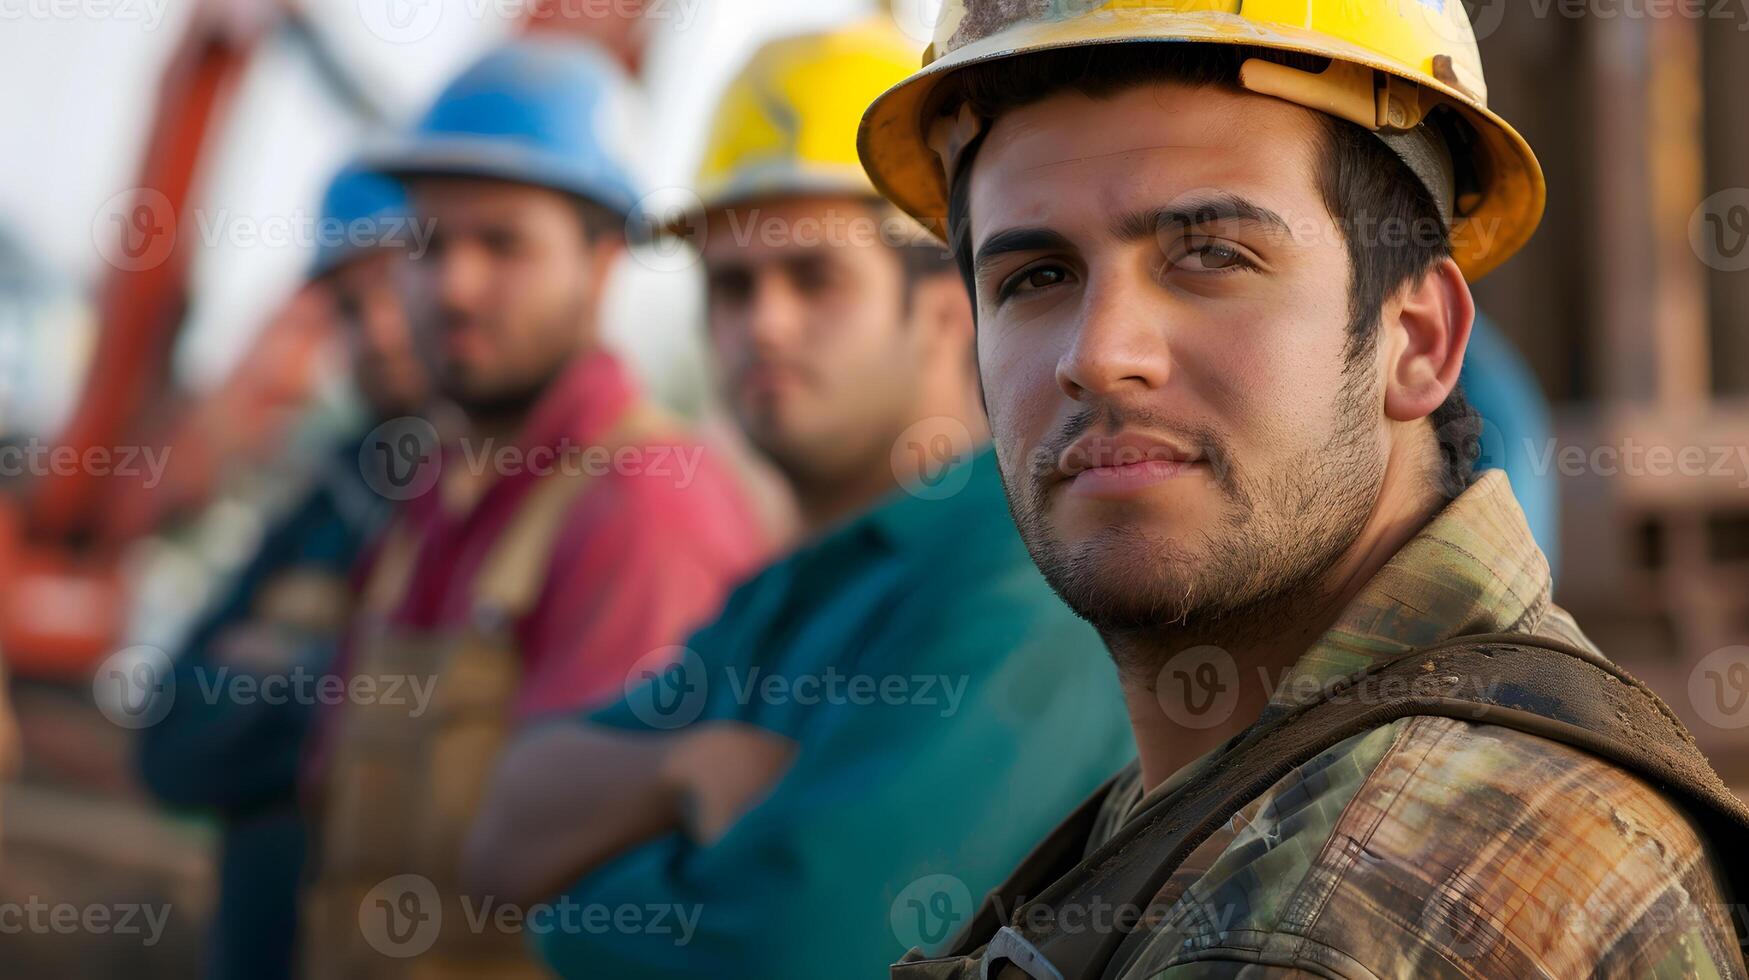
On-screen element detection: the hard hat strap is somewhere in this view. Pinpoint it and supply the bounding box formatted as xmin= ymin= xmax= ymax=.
xmin=1377 ymin=125 xmax=1456 ymax=230
xmin=1240 ymin=56 xmax=1459 ymax=228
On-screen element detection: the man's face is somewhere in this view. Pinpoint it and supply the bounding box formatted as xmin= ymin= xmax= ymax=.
xmin=407 ymin=178 xmax=617 ymax=416
xmin=968 ymin=83 xmax=1387 ymax=639
xmin=330 ymin=248 xmax=425 ymax=419
xmin=701 ymin=194 xmax=925 ymax=484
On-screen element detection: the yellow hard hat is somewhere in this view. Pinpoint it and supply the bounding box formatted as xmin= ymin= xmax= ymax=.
xmin=696 ymin=17 xmax=923 ymax=212
xmin=857 ymin=0 xmax=1546 ymax=280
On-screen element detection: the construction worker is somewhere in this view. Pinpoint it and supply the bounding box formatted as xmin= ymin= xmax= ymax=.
xmin=462 ymin=20 xmax=1133 ymax=978
xmin=858 ymin=3 xmax=1746 ymax=977
xmin=137 ymin=163 xmax=424 ymax=980
xmin=300 ymin=39 xmax=768 ymax=979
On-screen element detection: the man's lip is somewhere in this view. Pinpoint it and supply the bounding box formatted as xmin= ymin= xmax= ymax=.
xmin=1065 ymin=457 xmax=1205 ymax=499
xmin=739 ymin=363 xmax=809 ymax=393
xmin=441 ymin=324 xmax=488 ymax=361
xmin=1058 ymin=432 xmax=1203 ymax=479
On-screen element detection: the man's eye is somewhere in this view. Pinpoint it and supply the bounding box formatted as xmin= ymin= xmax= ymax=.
xmin=999 ymin=265 xmax=1069 ymax=299
xmin=707 ymin=270 xmax=753 ymax=305
xmin=791 ymin=260 xmax=834 ymax=294
xmin=480 ymin=235 xmax=511 ymax=256
xmin=1174 ymin=239 xmax=1254 ymax=273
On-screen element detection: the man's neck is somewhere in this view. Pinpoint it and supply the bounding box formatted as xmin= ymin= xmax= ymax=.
xmin=792 ymin=389 xmax=991 ymax=538
xmin=1115 ymin=449 xmax=1449 ymax=791
xmin=792 ymin=467 xmax=908 ymax=536
xmin=438 ymin=399 xmax=543 ymax=515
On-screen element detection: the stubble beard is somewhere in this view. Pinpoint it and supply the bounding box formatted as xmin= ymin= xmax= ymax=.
xmin=438 ymin=288 xmax=590 ymax=425
xmin=1004 ymin=366 xmax=1385 ymax=679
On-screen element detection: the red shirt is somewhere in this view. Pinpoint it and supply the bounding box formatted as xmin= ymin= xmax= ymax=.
xmin=357 ymin=350 xmax=768 ymax=718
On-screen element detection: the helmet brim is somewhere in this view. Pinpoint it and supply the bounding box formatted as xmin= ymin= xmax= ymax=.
xmin=858 ymin=11 xmax=1545 ymax=280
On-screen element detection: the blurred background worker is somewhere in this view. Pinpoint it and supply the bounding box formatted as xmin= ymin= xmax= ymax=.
xmin=462 ymin=21 xmax=1134 ymax=978
xmin=134 ymin=164 xmax=428 ymax=980
xmin=299 ymin=38 xmax=769 ymax=980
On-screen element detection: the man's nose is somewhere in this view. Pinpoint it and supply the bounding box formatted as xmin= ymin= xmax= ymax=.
xmin=430 ymin=241 xmax=491 ymax=316
xmin=746 ymin=269 xmax=807 ymax=351
xmin=1055 ymin=270 xmax=1174 ymax=402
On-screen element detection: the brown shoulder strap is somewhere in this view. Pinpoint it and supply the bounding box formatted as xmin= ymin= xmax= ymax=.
xmin=469 ymin=402 xmax=680 ymax=618
xmin=966 ymin=633 xmax=1749 ymax=980
xmin=944 ymin=771 xmax=1126 ymax=962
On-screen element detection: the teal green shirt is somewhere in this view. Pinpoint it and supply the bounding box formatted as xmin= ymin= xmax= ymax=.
xmin=534 ymin=447 xmax=1135 ymax=978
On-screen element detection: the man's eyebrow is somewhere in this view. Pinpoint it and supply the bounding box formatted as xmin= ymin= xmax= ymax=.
xmin=972 ymin=227 xmax=1075 ymax=280
xmin=1114 ymin=194 xmax=1290 ymax=241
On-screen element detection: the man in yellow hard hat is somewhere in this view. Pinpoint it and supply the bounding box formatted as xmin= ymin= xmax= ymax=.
xmin=462 ymin=19 xmax=1133 ymax=979
xmin=859 ymin=3 xmax=1747 ymax=977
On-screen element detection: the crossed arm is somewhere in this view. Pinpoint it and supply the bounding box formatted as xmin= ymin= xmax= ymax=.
xmin=462 ymin=719 xmax=797 ymax=906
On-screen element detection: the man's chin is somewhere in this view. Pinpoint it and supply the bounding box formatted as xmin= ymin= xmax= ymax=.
xmin=1046 ymin=491 xmax=1220 ymax=551
xmin=1024 ymin=527 xmax=1213 ymax=632
xmin=444 ymin=376 xmax=549 ymax=422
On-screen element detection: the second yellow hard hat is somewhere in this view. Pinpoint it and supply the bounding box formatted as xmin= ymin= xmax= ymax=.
xmin=696 ymin=17 xmax=923 ymax=213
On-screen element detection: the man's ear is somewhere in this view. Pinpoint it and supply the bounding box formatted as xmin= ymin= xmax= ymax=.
xmin=1383 ymin=256 xmax=1474 ymax=423
xmin=586 ymin=233 xmax=626 ymax=293
xmin=908 ymin=269 xmax=976 ymax=361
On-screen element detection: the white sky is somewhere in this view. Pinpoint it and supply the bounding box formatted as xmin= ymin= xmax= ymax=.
xmin=0 ymin=0 xmax=937 ymax=396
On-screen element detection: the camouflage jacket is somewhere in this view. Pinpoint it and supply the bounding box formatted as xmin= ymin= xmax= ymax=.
xmin=903 ymin=472 xmax=1745 ymax=979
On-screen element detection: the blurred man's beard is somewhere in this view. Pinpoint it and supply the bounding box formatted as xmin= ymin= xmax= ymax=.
xmin=1002 ymin=368 xmax=1383 ymax=670
xmin=446 ymin=371 xmax=561 ymax=423
xmin=435 ymin=290 xmax=588 ymax=425
xmin=734 ymin=350 xmax=917 ymax=495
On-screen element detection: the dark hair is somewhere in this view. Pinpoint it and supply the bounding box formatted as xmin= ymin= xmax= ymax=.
xmin=574 ymin=196 xmax=625 ymax=243
xmin=894 ymin=237 xmax=957 ymax=291
xmin=942 ymin=44 xmax=1479 ymax=498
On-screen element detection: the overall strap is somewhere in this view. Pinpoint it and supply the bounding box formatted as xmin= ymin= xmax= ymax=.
xmin=974 ymin=633 xmax=1749 ymax=980
xmin=468 ymin=402 xmax=677 ymax=621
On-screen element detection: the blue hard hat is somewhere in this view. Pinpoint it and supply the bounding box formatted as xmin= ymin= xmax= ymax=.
xmin=310 ymin=162 xmax=412 ymax=279
xmin=368 ymin=37 xmax=642 ymax=219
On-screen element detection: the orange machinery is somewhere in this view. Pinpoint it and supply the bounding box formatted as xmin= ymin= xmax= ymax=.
xmin=0 ymin=0 xmax=650 ymax=679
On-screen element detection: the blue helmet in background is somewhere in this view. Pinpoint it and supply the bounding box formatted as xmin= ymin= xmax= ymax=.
xmin=367 ymin=37 xmax=642 ymax=220
xmin=310 ymin=163 xmax=412 ymax=280
xmin=1462 ymin=312 xmax=1561 ymax=581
